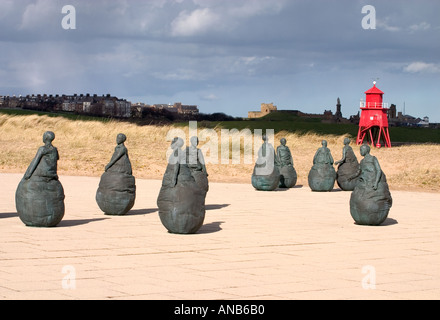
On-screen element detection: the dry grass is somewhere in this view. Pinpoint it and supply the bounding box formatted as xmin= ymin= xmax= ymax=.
xmin=1 ymin=113 xmax=439 ymax=193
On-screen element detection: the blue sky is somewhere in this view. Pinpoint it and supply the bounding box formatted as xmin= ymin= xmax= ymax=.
xmin=1 ymin=0 xmax=439 ymax=121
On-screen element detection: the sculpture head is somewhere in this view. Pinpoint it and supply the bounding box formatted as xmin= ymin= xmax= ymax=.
xmin=190 ymin=136 xmax=199 ymax=147
xmin=116 ymin=133 xmax=127 ymax=145
xmin=280 ymin=138 xmax=286 ymax=146
xmin=321 ymin=140 xmax=327 ymax=148
xmin=262 ymin=134 xmax=267 ymax=142
xmin=171 ymin=137 xmax=184 ymax=150
xmin=360 ymin=144 xmax=370 ymax=156
xmin=43 ymin=131 xmax=55 ymax=144
xmin=343 ymin=137 xmax=350 ymax=145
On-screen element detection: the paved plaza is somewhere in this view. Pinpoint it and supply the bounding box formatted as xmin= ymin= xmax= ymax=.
xmin=0 ymin=173 xmax=439 ymax=300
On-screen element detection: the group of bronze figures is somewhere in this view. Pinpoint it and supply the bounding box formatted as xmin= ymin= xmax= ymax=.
xmin=15 ymin=131 xmax=392 ymax=234
xmin=252 ymin=136 xmax=393 ymax=226
xmin=157 ymin=136 xmax=209 ymax=234
xmin=15 ymin=132 xmax=209 ymax=234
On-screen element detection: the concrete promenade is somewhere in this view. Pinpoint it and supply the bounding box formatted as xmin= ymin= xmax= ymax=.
xmin=0 ymin=173 xmax=439 ymax=300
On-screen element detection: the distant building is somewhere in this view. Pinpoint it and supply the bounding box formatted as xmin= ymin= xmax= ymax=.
xmin=150 ymin=102 xmax=199 ymax=115
xmin=386 ymin=103 xmax=432 ymax=127
xmin=57 ymin=94 xmax=131 ymax=118
xmin=174 ymin=102 xmax=199 ymax=115
xmin=248 ymin=99 xmax=352 ymax=123
xmin=0 ymin=95 xmax=21 ymax=108
xmin=0 ymin=93 xmax=131 ymax=118
xmin=323 ymin=109 xmax=333 ymax=120
xmin=388 ymin=104 xmax=397 ymax=119
xmin=335 ymin=97 xmax=342 ymax=119
xmin=417 ymin=116 xmax=430 ymax=127
xmin=248 ymin=103 xmax=277 ymax=118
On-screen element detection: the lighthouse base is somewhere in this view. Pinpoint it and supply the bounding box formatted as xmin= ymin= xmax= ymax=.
xmin=356 ymin=125 xmax=391 ymax=148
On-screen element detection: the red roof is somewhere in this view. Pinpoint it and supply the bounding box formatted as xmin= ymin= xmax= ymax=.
xmin=365 ymin=84 xmax=384 ymax=95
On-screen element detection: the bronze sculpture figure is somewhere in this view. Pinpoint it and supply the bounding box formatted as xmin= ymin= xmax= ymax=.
xmin=276 ymin=138 xmax=297 ymax=188
xmin=15 ymin=131 xmax=65 ymax=227
xmin=335 ymin=138 xmax=360 ymax=191
xmin=96 ymin=133 xmax=136 ymax=215
xmin=349 ymin=144 xmax=393 ymax=225
xmin=157 ymin=137 xmax=206 ymax=234
xmin=186 ymin=136 xmax=209 ymax=194
xmin=251 ymin=134 xmax=280 ymax=191
xmin=308 ymin=140 xmax=336 ymax=191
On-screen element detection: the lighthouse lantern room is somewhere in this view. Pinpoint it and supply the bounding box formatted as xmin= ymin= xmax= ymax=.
xmin=356 ymin=81 xmax=392 ymax=148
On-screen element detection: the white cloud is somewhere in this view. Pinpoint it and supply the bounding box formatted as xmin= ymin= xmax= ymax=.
xmin=227 ymin=0 xmax=286 ymax=18
xmin=409 ymin=22 xmax=431 ymax=32
xmin=170 ymin=0 xmax=288 ymax=37
xmin=240 ymin=56 xmax=273 ymax=65
xmin=19 ymin=0 xmax=57 ymax=30
xmin=152 ymin=68 xmax=206 ymax=81
xmin=0 ymin=0 xmax=14 ymax=19
xmin=376 ymin=19 xmax=401 ymax=32
xmin=404 ymin=62 xmax=440 ymax=73
xmin=171 ymin=8 xmax=221 ymax=37
xmin=200 ymin=93 xmax=219 ymax=101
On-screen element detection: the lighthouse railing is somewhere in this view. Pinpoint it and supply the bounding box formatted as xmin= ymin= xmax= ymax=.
xmin=360 ymin=101 xmax=389 ymax=109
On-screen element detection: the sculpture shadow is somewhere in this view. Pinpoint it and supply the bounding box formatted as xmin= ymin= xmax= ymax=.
xmin=277 ymin=185 xmax=304 ymax=190
xmin=127 ymin=208 xmax=158 ymax=216
xmin=197 ymin=221 xmax=224 ymax=234
xmin=206 ymin=204 xmax=230 ymax=211
xmin=0 ymin=212 xmax=18 ymax=219
xmin=309 ymin=187 xmax=343 ymax=192
xmin=58 ymin=217 xmax=109 ymax=227
xmin=354 ymin=217 xmax=398 ymax=227
xmin=380 ymin=217 xmax=398 ymax=226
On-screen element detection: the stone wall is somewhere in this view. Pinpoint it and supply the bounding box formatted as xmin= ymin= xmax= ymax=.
xmin=248 ymin=102 xmax=277 ymax=118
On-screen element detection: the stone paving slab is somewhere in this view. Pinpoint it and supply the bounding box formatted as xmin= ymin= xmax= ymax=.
xmin=0 ymin=173 xmax=439 ymax=300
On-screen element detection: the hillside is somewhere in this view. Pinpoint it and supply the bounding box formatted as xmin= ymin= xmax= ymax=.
xmin=202 ymin=112 xmax=440 ymax=144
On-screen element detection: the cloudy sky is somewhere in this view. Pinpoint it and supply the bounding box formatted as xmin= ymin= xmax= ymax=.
xmin=1 ymin=0 xmax=439 ymax=121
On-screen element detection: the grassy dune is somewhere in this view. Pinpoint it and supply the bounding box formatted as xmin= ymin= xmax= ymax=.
xmin=1 ymin=113 xmax=439 ymax=192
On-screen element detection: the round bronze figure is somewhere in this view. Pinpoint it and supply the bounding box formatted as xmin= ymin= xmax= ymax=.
xmin=335 ymin=138 xmax=360 ymax=191
xmin=157 ymin=137 xmax=206 ymax=234
xmin=276 ymin=138 xmax=297 ymax=188
xmin=96 ymin=133 xmax=136 ymax=215
xmin=252 ymin=134 xmax=280 ymax=191
xmin=186 ymin=136 xmax=209 ymax=194
xmin=349 ymin=145 xmax=393 ymax=226
xmin=15 ymin=131 xmax=65 ymax=227
xmin=308 ymin=140 xmax=336 ymax=191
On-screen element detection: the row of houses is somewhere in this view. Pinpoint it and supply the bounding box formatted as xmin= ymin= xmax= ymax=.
xmin=131 ymin=102 xmax=199 ymax=116
xmin=0 ymin=94 xmax=131 ymax=118
xmin=0 ymin=94 xmax=199 ymax=119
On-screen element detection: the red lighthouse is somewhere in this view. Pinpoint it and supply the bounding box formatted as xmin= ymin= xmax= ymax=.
xmin=356 ymin=81 xmax=391 ymax=148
